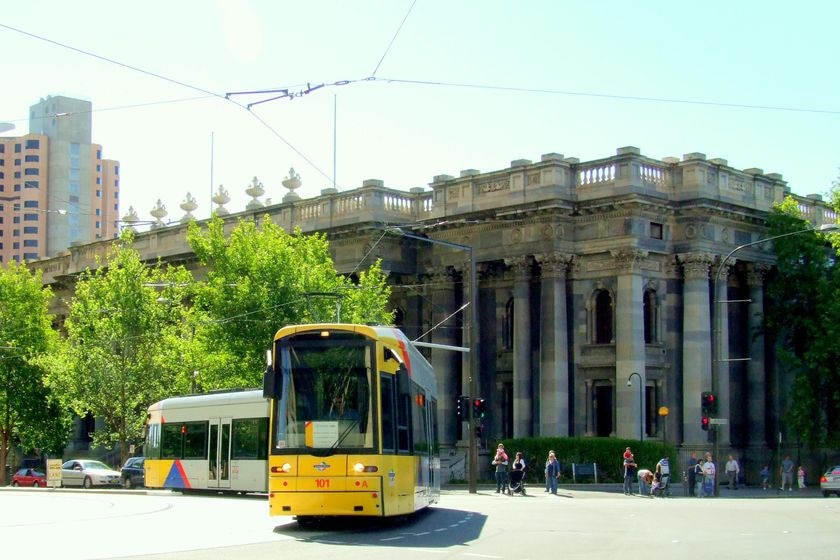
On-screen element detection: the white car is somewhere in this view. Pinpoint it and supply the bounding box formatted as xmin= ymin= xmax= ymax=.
xmin=820 ymin=465 xmax=840 ymax=497
xmin=61 ymin=459 xmax=122 ymax=489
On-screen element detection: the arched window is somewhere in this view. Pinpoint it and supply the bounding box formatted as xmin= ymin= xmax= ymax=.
xmin=594 ymin=289 xmax=613 ymax=344
xmin=643 ymin=289 xmax=658 ymax=344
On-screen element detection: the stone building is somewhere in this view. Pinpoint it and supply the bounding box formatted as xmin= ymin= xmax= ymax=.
xmin=31 ymin=146 xmax=837 ymax=477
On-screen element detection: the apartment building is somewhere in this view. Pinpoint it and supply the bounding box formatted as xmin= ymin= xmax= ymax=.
xmin=0 ymin=95 xmax=120 ymax=263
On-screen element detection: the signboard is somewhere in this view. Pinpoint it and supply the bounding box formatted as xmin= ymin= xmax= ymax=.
xmin=709 ymin=418 xmax=728 ymax=425
xmin=47 ymin=459 xmax=62 ymax=488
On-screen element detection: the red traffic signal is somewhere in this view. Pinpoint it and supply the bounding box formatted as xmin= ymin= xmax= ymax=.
xmin=701 ymin=391 xmax=716 ymax=415
xmin=473 ymin=398 xmax=486 ymax=418
xmin=701 ymin=415 xmax=710 ymax=431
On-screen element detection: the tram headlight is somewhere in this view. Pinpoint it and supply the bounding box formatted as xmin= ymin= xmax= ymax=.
xmin=353 ymin=463 xmax=365 ymax=473
xmin=353 ymin=462 xmax=378 ymax=473
xmin=282 ymin=463 xmax=292 ymax=473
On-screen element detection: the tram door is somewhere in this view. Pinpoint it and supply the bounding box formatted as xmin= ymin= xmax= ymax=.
xmin=208 ymin=418 xmax=232 ymax=489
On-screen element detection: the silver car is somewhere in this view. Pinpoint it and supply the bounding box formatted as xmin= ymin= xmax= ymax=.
xmin=820 ymin=465 xmax=840 ymax=497
xmin=61 ymin=459 xmax=122 ymax=489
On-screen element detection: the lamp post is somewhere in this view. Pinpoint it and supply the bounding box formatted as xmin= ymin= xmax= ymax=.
xmin=627 ymin=372 xmax=643 ymax=442
xmin=386 ymin=227 xmax=479 ymax=494
xmin=711 ymin=222 xmax=838 ymax=495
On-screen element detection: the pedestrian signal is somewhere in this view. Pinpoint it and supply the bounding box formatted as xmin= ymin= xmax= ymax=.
xmin=473 ymin=398 xmax=486 ymax=419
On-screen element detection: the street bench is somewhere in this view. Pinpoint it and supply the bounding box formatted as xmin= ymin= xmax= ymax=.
xmin=572 ymin=462 xmax=599 ymax=483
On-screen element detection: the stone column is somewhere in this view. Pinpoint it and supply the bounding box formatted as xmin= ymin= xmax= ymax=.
xmin=747 ymin=263 xmax=769 ymax=448
xmin=584 ymin=379 xmax=594 ymax=436
xmin=678 ymin=252 xmax=714 ymax=444
xmin=612 ymin=249 xmax=647 ymax=440
xmin=536 ymin=252 xmax=573 ymax=437
xmin=506 ymin=256 xmax=532 ymax=437
xmin=428 ymin=267 xmax=461 ymax=447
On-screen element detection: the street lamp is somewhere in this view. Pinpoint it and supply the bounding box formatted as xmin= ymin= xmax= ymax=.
xmin=711 ymin=222 xmax=838 ymax=494
xmin=386 ymin=226 xmax=479 ymax=493
xmin=712 ymin=222 xmax=839 ymax=395
xmin=627 ymin=372 xmax=643 ymax=441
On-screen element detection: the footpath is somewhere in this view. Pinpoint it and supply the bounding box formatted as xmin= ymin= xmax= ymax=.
xmin=446 ymin=481 xmax=826 ymax=499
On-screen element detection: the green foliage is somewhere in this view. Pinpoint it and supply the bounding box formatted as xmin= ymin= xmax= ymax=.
xmin=765 ymin=197 xmax=840 ymax=447
xmin=41 ymin=230 xmax=197 ymax=464
xmin=186 ymin=215 xmax=393 ymax=388
xmin=0 ymin=261 xmax=67 ymax=482
xmin=491 ymin=436 xmax=676 ymax=484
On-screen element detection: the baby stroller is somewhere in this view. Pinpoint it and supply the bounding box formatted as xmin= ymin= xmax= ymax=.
xmin=651 ymin=472 xmax=671 ymax=497
xmin=508 ymin=466 xmax=527 ymax=496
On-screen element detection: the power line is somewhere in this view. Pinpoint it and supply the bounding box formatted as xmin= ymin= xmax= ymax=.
xmin=373 ymin=76 xmax=840 ymax=116
xmin=371 ymin=0 xmax=417 ymax=77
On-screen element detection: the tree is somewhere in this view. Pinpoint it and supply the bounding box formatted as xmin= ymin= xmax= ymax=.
xmin=43 ymin=231 xmax=197 ymax=466
xmin=765 ymin=196 xmax=840 ymax=447
xmin=0 ymin=262 xmax=65 ymax=484
xmin=186 ymin=215 xmax=394 ymax=388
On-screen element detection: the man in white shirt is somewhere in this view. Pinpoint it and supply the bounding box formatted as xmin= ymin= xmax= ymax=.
xmin=725 ymin=455 xmax=740 ymax=490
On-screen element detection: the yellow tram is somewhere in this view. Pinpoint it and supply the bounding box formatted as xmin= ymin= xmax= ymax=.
xmin=262 ymin=323 xmax=440 ymax=520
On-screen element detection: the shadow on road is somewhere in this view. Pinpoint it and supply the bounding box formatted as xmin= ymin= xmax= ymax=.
xmin=273 ymin=506 xmax=486 ymax=547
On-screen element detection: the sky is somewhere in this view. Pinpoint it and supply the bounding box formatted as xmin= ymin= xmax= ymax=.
xmin=2 ymin=0 xmax=839 ymax=225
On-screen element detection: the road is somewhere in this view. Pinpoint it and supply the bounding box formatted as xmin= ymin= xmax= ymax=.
xmin=1 ymin=486 xmax=838 ymax=560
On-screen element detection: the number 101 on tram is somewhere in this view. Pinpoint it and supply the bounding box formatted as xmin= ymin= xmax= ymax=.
xmin=262 ymin=323 xmax=440 ymax=520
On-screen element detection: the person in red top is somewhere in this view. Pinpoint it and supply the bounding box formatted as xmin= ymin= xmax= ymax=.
xmin=492 ymin=443 xmax=509 ymax=493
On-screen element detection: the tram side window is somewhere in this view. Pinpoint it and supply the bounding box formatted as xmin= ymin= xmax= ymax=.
xmin=160 ymin=422 xmax=208 ymax=459
xmin=411 ymin=381 xmax=429 ymax=454
xmin=380 ymin=375 xmax=396 ymax=453
xmin=161 ymin=424 xmax=183 ymax=458
xmin=183 ymin=422 xmax=208 ymax=459
xmin=232 ymin=417 xmax=269 ymax=460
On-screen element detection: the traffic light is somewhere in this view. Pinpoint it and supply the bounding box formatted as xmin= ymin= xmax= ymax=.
xmin=473 ymin=398 xmax=486 ymax=419
xmin=456 ymin=396 xmax=470 ymax=420
xmin=700 ymin=391 xmax=715 ymax=431
xmin=701 ymin=392 xmax=716 ymax=414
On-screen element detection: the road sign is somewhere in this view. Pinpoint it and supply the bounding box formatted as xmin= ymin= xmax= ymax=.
xmin=47 ymin=459 xmax=62 ymax=488
xmin=709 ymin=418 xmax=728 ymax=425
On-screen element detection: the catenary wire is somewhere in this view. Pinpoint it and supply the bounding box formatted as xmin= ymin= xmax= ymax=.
xmin=370 ymin=0 xmax=417 ymax=77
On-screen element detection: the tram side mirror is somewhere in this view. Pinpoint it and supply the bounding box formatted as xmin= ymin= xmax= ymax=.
xmin=262 ymin=349 xmax=280 ymax=399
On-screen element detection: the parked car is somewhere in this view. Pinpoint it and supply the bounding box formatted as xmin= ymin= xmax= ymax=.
xmin=120 ymin=457 xmax=145 ymax=489
xmin=60 ymin=459 xmax=121 ymax=489
xmin=11 ymin=467 xmax=47 ymax=487
xmin=819 ymin=465 xmax=840 ymax=497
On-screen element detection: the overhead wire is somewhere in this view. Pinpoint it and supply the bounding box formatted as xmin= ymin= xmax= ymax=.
xmin=0 ymin=22 xmax=338 ymax=186
xmin=370 ymin=0 xmax=417 ymax=77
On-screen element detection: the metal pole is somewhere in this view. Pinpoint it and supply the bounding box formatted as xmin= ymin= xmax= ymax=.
xmin=467 ymin=246 xmax=478 ymax=494
xmin=384 ymin=227 xmax=479 ymax=493
xmin=627 ymin=372 xmax=643 ymax=441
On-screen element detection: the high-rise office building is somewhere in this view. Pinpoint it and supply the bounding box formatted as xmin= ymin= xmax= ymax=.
xmin=0 ymin=95 xmax=120 ymax=263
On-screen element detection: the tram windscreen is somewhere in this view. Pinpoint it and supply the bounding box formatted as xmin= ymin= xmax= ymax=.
xmin=272 ymin=331 xmax=373 ymax=452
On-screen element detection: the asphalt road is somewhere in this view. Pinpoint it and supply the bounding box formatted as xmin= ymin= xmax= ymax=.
xmin=1 ymin=484 xmax=837 ymax=560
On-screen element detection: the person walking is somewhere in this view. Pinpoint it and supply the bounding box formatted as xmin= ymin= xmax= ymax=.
xmin=623 ymin=451 xmax=637 ymax=495
xmin=797 ymin=465 xmax=807 ymax=489
xmin=492 ymin=443 xmax=509 ymax=494
xmin=725 ymin=455 xmax=740 ymax=490
xmin=544 ymin=451 xmax=560 ymax=495
xmin=760 ymin=465 xmax=770 ymax=490
xmin=780 ymin=455 xmax=795 ymax=492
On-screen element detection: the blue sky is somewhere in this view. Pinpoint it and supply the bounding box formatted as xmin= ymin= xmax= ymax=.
xmin=2 ymin=0 xmax=838 ymax=223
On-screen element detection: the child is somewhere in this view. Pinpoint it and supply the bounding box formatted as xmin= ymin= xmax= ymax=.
xmin=760 ymin=465 xmax=770 ymax=490
xmin=797 ymin=466 xmax=806 ymax=489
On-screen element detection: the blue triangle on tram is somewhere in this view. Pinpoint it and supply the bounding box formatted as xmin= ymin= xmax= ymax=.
xmin=163 ymin=461 xmax=187 ymax=488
